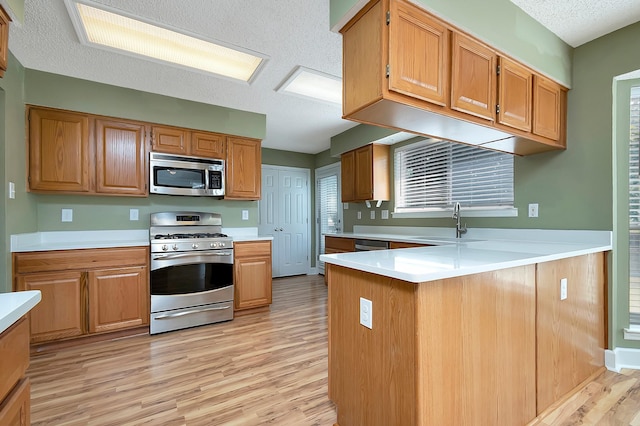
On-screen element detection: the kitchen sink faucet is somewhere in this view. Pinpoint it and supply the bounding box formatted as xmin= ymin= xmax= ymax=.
xmin=452 ymin=202 xmax=467 ymax=238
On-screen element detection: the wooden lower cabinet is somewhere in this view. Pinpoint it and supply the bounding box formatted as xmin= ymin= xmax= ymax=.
xmin=16 ymin=271 xmax=84 ymax=343
xmin=0 ymin=318 xmax=31 ymax=425
xmin=13 ymin=247 xmax=149 ymax=344
xmin=88 ymin=267 xmax=149 ymax=333
xmin=234 ymin=241 xmax=272 ymax=311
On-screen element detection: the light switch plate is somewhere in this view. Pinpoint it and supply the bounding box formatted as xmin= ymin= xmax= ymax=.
xmin=61 ymin=208 xmax=73 ymax=222
xmin=357 ymin=211 xmax=362 ymax=220
xmin=129 ymin=208 xmax=139 ymax=221
xmin=360 ymin=297 xmax=372 ymax=329
xmin=8 ymin=182 xmax=15 ymax=199
xmin=370 ymin=210 xmax=376 ymax=220
xmin=560 ymin=278 xmax=568 ymax=300
xmin=242 ymin=210 xmax=249 ymax=220
xmin=381 ymin=210 xmax=389 ymax=219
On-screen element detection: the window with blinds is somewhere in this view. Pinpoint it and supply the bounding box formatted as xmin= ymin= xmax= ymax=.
xmin=317 ymin=174 xmax=339 ymax=258
xmin=629 ymin=86 xmax=640 ymax=326
xmin=394 ymin=139 xmax=514 ymax=213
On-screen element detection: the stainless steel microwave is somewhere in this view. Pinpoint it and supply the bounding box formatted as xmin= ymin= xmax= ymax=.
xmin=150 ymin=152 xmax=225 ymax=197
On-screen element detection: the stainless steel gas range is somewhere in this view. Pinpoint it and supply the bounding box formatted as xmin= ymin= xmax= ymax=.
xmin=149 ymin=211 xmax=234 ymax=334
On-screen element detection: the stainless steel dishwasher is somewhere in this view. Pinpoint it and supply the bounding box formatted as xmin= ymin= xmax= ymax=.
xmin=355 ymin=239 xmax=389 ymax=251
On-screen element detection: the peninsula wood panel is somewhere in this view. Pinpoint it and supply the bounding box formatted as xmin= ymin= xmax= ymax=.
xmin=88 ymin=266 xmax=149 ymax=333
xmin=95 ymin=118 xmax=147 ymax=196
xmin=0 ymin=378 xmax=30 ymax=426
xmin=28 ymin=108 xmax=91 ymax=192
xmin=388 ymin=0 xmax=449 ymax=106
xmin=0 ymin=318 xmax=29 ymax=403
xmin=328 ymin=263 xmax=537 ymax=426
xmin=536 ymin=253 xmax=606 ymax=414
xmin=389 ymin=241 xmax=431 ymax=249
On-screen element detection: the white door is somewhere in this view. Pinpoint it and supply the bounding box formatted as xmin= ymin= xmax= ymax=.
xmin=259 ymin=166 xmax=310 ymax=278
xmin=316 ymin=163 xmax=342 ymax=275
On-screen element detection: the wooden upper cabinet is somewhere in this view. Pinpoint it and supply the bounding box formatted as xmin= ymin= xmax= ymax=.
xmin=95 ymin=119 xmax=147 ymax=196
xmin=225 ymin=137 xmax=262 ymax=200
xmin=341 ymin=150 xmax=356 ymax=202
xmin=533 ymin=75 xmax=566 ymax=143
xmin=341 ymin=144 xmax=389 ymax=202
xmin=28 ymin=108 xmax=91 ymax=192
xmin=451 ymin=32 xmax=496 ymax=121
xmin=388 ymin=0 xmax=448 ymax=106
xmin=151 ymin=125 xmax=189 ymax=154
xmin=191 ymin=131 xmax=225 ymax=159
xmin=498 ymin=57 xmax=533 ymax=132
xmin=0 ymin=6 xmax=10 ymax=78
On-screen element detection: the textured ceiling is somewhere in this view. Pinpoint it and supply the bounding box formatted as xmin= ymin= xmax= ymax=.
xmin=509 ymin=0 xmax=640 ymax=47
xmin=6 ymin=1 xmax=640 ymax=155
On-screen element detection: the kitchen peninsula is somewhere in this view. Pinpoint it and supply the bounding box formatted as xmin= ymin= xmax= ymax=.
xmin=320 ymin=228 xmax=611 ymax=426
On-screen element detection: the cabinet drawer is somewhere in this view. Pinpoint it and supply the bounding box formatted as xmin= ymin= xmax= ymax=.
xmin=0 ymin=318 xmax=29 ymax=403
xmin=14 ymin=246 xmax=149 ymax=274
xmin=325 ymin=236 xmax=355 ymax=252
xmin=234 ymin=241 xmax=271 ymax=257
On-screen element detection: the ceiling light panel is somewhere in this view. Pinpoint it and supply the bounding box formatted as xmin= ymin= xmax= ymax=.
xmin=277 ymin=66 xmax=342 ymax=105
xmin=66 ymin=0 xmax=267 ymax=83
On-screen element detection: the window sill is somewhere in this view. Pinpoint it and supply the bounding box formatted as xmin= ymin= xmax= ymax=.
xmin=624 ymin=326 xmax=640 ymax=341
xmin=392 ymin=207 xmax=518 ymax=219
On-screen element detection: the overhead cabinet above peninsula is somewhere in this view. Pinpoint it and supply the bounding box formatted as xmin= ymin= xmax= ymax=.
xmin=341 ymin=0 xmax=567 ymax=156
xmin=27 ymin=106 xmax=262 ymax=200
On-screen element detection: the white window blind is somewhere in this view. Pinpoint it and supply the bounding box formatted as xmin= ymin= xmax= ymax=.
xmin=394 ymin=139 xmax=514 ymax=212
xmin=629 ymin=86 xmax=640 ymax=326
xmin=317 ymin=174 xmax=339 ymax=257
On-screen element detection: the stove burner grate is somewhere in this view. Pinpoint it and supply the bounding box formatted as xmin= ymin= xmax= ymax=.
xmin=153 ymin=232 xmax=228 ymax=240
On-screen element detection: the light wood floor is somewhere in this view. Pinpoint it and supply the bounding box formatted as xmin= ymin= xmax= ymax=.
xmin=27 ymin=274 xmax=640 ymax=425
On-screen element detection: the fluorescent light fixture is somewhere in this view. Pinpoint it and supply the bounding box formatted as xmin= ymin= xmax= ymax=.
xmin=276 ymin=66 xmax=342 ymax=105
xmin=65 ymin=0 xmax=267 ymax=83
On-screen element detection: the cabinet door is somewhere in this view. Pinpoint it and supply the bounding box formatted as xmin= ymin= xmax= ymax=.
xmin=28 ymin=108 xmax=91 ymax=192
xmin=355 ymin=145 xmax=374 ymax=201
xmin=451 ymin=32 xmax=496 ymax=121
xmin=95 ymin=119 xmax=147 ymax=196
xmin=389 ymin=0 xmax=448 ymax=106
xmin=533 ymin=75 xmax=565 ymax=142
xmin=0 ymin=378 xmax=30 ymax=426
xmin=497 ymin=57 xmax=532 ymax=132
xmin=191 ymin=131 xmax=226 ymax=159
xmin=0 ymin=6 xmax=9 ymax=78
xmin=88 ymin=266 xmax=149 ymax=334
xmin=234 ymin=256 xmax=272 ymax=310
xmin=151 ymin=125 xmax=189 ymax=154
xmin=225 ymin=137 xmax=262 ymax=200
xmin=341 ymin=150 xmax=356 ymax=202
xmin=16 ymin=271 xmax=85 ymax=343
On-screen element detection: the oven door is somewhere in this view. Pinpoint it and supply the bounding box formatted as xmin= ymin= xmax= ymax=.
xmin=150 ymin=250 xmax=234 ymax=314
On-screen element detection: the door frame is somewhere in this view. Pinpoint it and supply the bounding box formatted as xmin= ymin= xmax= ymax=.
xmin=315 ymin=162 xmax=342 ymax=275
xmin=259 ymin=164 xmax=312 ymax=276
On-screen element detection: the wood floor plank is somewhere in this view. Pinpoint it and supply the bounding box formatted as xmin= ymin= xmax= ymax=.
xmin=27 ymin=274 xmax=640 ymax=425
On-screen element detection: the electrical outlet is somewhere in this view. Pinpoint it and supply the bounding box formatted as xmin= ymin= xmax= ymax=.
xmin=560 ymin=278 xmax=568 ymax=300
xmin=242 ymin=210 xmax=249 ymax=220
xmin=528 ymin=203 xmax=539 ymax=218
xmin=129 ymin=209 xmax=139 ymax=221
xmin=343 ymin=203 xmax=349 ymax=210
xmin=357 ymin=211 xmax=362 ymax=220
xmin=8 ymin=182 xmax=15 ymax=199
xmin=360 ymin=297 xmax=372 ymax=329
xmin=370 ymin=210 xmax=376 ymax=220
xmin=61 ymin=208 xmax=73 ymax=222
xmin=381 ymin=210 xmax=389 ymax=219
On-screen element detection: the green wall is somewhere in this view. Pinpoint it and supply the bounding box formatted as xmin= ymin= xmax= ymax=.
xmin=330 ymin=0 xmax=572 ymax=87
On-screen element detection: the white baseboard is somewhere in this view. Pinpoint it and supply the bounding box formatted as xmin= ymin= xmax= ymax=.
xmin=308 ymin=267 xmax=318 ymax=275
xmin=605 ymin=347 xmax=640 ymax=372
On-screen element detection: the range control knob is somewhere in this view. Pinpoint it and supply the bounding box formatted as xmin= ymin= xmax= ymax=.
xmin=192 ymin=243 xmax=199 ymax=249
xmin=162 ymin=244 xmax=168 ymax=251
xmin=210 ymin=242 xmax=218 ymax=248
xmin=219 ymin=242 xmax=225 ymax=247
xmin=172 ymin=244 xmax=178 ymax=251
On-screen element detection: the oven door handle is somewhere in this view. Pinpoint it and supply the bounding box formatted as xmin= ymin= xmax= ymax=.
xmin=154 ymin=305 xmax=231 ymax=320
xmin=152 ymin=251 xmax=233 ymax=260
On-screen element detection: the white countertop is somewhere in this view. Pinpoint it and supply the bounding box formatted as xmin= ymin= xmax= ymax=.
xmin=0 ymin=291 xmax=41 ymax=334
xmin=320 ymin=228 xmax=612 ymax=283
